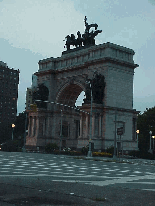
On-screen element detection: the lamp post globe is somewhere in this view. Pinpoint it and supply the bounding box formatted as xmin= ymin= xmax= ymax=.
xmin=11 ymin=124 xmax=15 ymax=141
xmin=136 ymin=130 xmax=139 ymax=150
xmin=152 ymin=136 xmax=155 ymax=152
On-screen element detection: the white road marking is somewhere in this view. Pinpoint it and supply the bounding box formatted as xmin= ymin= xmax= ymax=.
xmin=3 ymin=165 xmax=12 ymax=167
xmin=14 ymin=169 xmax=24 ymax=170
xmin=13 ymin=172 xmax=22 ymax=173
xmin=1 ymin=168 xmax=11 ymax=169
xmin=128 ymin=182 xmax=155 ymax=184
xmin=143 ymin=189 xmax=155 ymax=191
xmin=134 ymin=171 xmax=142 ymax=173
xmin=36 ymin=165 xmax=44 ymax=167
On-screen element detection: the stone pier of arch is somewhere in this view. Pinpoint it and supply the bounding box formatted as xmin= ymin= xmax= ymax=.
xmin=26 ymin=42 xmax=139 ymax=152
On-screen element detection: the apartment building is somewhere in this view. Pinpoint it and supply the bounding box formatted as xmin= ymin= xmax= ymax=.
xmin=0 ymin=61 xmax=19 ymax=143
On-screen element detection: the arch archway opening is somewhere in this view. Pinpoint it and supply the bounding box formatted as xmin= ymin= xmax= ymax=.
xmin=75 ymin=91 xmax=85 ymax=107
xmin=56 ymin=83 xmax=86 ymax=141
xmin=57 ymin=83 xmax=85 ymax=107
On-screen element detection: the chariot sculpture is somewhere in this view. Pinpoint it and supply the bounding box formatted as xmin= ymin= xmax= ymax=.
xmin=65 ymin=16 xmax=102 ymax=50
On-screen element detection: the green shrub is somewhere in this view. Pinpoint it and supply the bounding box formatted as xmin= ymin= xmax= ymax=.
xmin=1 ymin=140 xmax=23 ymax=152
xmin=52 ymin=149 xmax=82 ymax=156
xmin=106 ymin=146 xmax=114 ymax=155
xmin=69 ymin=151 xmax=82 ymax=156
xmin=45 ymin=143 xmax=59 ymax=153
xmin=128 ymin=150 xmax=155 ymax=160
xmin=53 ymin=150 xmax=60 ymax=155
xmin=93 ymin=152 xmax=112 ymax=157
xmin=81 ymin=145 xmax=89 ymax=155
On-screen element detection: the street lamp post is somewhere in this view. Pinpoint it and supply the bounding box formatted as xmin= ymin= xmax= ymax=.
xmin=149 ymin=130 xmax=152 ymax=153
xmin=60 ymin=109 xmax=63 ymax=152
xmin=11 ymin=124 xmax=15 ymax=140
xmin=152 ymin=136 xmax=155 ymax=152
xmin=113 ymin=108 xmax=117 ymax=159
xmin=87 ymin=81 xmax=93 ymax=157
xmin=23 ymin=112 xmax=28 ymax=152
xmin=136 ymin=130 xmax=139 ymax=150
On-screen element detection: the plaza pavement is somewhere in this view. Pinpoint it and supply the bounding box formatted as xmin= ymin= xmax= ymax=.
xmin=0 ymin=151 xmax=154 ymax=205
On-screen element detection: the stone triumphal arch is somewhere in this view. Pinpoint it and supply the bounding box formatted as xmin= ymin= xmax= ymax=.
xmin=26 ymin=17 xmax=139 ymax=152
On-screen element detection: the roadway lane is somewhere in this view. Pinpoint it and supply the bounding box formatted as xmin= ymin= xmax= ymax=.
xmin=0 ymin=152 xmax=154 ymax=191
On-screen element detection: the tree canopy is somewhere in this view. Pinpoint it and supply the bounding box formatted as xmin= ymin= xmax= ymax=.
xmin=32 ymin=83 xmax=49 ymax=108
xmin=137 ymin=107 xmax=155 ymax=151
xmin=13 ymin=111 xmax=28 ymax=139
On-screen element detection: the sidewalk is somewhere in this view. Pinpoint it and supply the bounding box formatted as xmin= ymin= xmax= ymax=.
xmin=27 ymin=150 xmax=155 ymax=166
xmin=68 ymin=155 xmax=155 ymax=166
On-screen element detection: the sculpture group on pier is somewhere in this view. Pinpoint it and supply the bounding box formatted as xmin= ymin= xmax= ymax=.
xmin=65 ymin=16 xmax=102 ymax=50
xmin=84 ymin=72 xmax=106 ymax=104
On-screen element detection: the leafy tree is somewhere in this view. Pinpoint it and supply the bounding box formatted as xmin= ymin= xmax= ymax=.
xmin=13 ymin=111 xmax=28 ymax=140
xmin=45 ymin=143 xmax=59 ymax=153
xmin=137 ymin=107 xmax=155 ymax=152
xmin=32 ymin=83 xmax=49 ymax=108
xmin=0 ymin=122 xmax=12 ymax=143
xmin=0 ymin=111 xmax=28 ymax=150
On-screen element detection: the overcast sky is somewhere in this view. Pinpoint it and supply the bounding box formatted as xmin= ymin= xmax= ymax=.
xmin=0 ymin=0 xmax=155 ymax=114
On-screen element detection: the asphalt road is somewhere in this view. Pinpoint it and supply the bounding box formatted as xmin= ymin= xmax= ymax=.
xmin=0 ymin=152 xmax=154 ymax=191
xmin=0 ymin=151 xmax=155 ymax=205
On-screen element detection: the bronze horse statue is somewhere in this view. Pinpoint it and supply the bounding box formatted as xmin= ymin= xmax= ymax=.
xmin=65 ymin=34 xmax=77 ymax=50
xmin=64 ymin=16 xmax=102 ymax=50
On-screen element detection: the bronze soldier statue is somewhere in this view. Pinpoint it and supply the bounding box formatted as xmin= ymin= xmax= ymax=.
xmin=84 ymin=72 xmax=106 ymax=104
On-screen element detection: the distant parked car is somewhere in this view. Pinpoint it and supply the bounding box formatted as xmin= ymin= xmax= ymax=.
xmin=0 ymin=142 xmax=7 ymax=151
xmin=0 ymin=140 xmax=23 ymax=152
